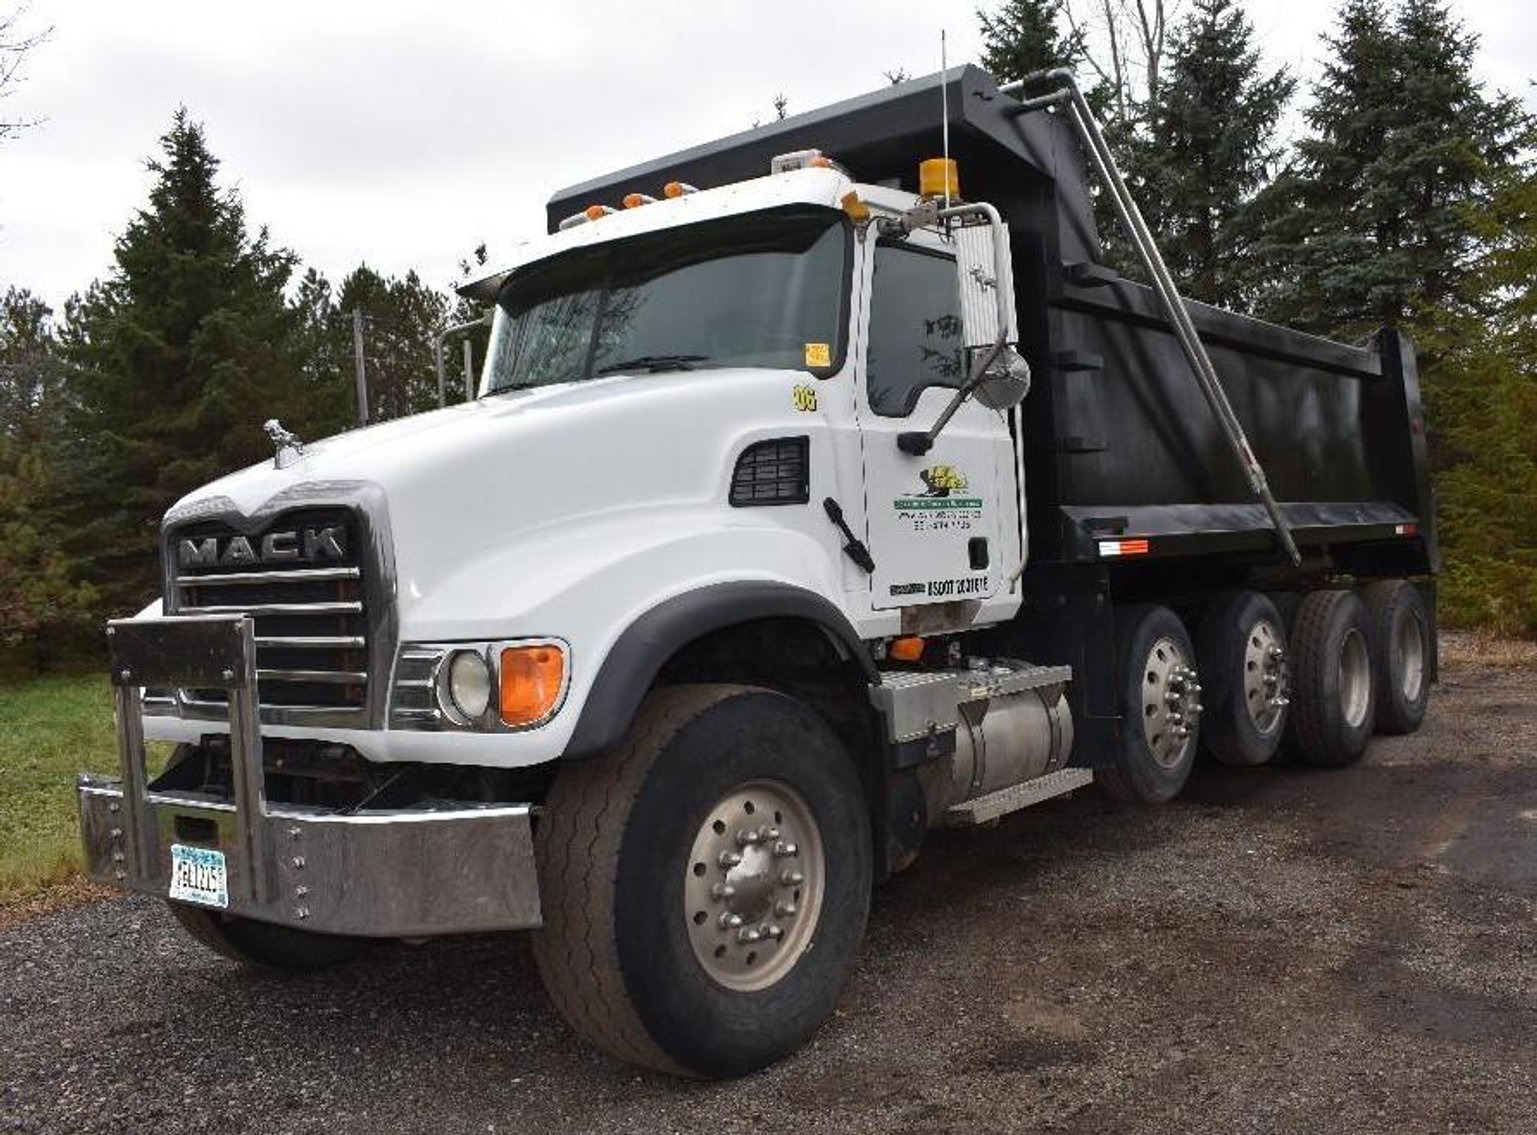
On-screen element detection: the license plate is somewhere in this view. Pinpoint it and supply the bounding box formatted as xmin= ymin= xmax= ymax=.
xmin=169 ymin=843 xmax=229 ymax=908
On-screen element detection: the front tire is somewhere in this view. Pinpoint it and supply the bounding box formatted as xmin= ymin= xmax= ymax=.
xmin=531 ymin=684 xmax=872 ymax=1078
xmin=1100 ymin=605 xmax=1202 ymax=803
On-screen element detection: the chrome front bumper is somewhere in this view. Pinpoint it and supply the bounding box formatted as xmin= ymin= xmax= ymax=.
xmin=78 ymin=615 xmax=542 ymax=938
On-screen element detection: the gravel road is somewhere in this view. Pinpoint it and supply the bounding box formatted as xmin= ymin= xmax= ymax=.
xmin=3 ymin=647 xmax=1534 ymax=1135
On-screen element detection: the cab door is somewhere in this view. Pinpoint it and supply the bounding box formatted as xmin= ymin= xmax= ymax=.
xmin=854 ymin=228 xmax=1016 ymax=615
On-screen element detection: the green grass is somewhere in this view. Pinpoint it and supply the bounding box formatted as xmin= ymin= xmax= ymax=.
xmin=0 ymin=674 xmax=121 ymax=897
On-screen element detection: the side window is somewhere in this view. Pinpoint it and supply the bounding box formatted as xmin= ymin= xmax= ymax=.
xmin=866 ymin=242 xmax=964 ymax=417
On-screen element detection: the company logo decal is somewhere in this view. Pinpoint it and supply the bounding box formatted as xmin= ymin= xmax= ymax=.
xmin=891 ymin=465 xmax=983 ymax=534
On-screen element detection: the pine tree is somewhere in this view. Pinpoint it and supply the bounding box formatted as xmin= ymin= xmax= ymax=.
xmin=333 ymin=265 xmax=454 ymax=423
xmin=0 ymin=289 xmax=96 ymax=669
xmin=1255 ymin=0 xmax=1532 ymax=339
xmin=1135 ymin=0 xmax=1293 ymax=309
xmin=1421 ymin=164 xmax=1537 ymax=633
xmin=59 ymin=109 xmax=307 ymax=616
xmin=977 ymin=0 xmax=1085 ymax=84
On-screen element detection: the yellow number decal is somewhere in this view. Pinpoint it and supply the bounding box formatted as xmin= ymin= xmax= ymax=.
xmin=792 ymin=384 xmax=819 ymax=413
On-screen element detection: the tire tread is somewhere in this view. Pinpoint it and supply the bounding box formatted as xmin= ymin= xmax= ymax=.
xmin=532 ymin=684 xmax=752 ymax=1076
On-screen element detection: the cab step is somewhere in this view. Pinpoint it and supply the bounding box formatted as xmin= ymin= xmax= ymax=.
xmin=944 ymin=766 xmax=1095 ymax=826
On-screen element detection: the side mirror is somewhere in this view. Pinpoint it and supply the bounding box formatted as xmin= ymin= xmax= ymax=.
xmin=897 ymin=206 xmax=1029 ymax=456
xmin=973 ymin=345 xmax=1031 ymax=410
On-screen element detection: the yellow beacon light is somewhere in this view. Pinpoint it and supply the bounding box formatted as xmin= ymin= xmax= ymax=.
xmin=919 ymin=157 xmax=960 ymax=201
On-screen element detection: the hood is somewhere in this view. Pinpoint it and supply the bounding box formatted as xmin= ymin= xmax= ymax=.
xmin=169 ymin=367 xmax=813 ymax=612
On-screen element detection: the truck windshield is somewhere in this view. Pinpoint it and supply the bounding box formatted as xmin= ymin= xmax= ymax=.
xmin=483 ymin=206 xmax=848 ymax=394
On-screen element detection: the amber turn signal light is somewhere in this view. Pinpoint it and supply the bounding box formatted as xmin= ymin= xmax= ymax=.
xmin=499 ymin=645 xmax=566 ymax=727
xmin=889 ymin=636 xmax=925 ymax=663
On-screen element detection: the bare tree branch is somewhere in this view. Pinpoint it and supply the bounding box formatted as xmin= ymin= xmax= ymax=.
xmin=0 ymin=4 xmax=52 ymax=141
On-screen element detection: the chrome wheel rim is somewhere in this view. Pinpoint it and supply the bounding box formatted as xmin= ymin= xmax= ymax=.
xmin=1339 ymin=627 xmax=1372 ymax=729
xmin=1397 ymin=614 xmax=1426 ymax=703
xmin=1243 ymin=618 xmax=1288 ymax=736
xmin=683 ymin=779 xmax=825 ymax=992
xmin=1142 ymin=636 xmax=1202 ymax=768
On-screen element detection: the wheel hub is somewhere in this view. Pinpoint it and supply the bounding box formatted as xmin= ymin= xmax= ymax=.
xmin=1143 ymin=637 xmax=1203 ymax=767
xmin=684 ymin=780 xmax=823 ymax=992
xmin=1243 ymin=619 xmax=1289 ymax=734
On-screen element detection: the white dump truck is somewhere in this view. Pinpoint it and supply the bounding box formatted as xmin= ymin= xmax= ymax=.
xmin=79 ymin=67 xmax=1437 ymax=1077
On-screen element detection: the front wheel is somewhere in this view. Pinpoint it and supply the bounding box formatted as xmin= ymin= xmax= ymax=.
xmin=531 ymin=684 xmax=872 ymax=1078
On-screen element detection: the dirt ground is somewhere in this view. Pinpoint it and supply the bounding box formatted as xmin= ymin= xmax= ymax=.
xmin=2 ymin=642 xmax=1534 ymax=1135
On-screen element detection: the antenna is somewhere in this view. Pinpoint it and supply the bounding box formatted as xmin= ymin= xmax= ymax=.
xmin=940 ymin=29 xmax=951 ymax=210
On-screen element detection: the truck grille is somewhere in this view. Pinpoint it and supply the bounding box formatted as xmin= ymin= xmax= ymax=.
xmin=168 ymin=509 xmax=369 ymax=719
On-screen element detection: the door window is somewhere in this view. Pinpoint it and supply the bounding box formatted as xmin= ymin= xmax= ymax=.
xmin=865 ymin=242 xmax=964 ymax=417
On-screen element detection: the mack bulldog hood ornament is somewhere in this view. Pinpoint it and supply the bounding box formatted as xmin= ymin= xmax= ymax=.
xmin=262 ymin=418 xmax=303 ymax=469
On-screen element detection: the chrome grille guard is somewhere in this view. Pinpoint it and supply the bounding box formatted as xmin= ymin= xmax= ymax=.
xmin=80 ymin=615 xmax=543 ymax=937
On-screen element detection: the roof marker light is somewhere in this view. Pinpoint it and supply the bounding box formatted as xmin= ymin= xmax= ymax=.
xmin=663 ymin=181 xmax=698 ymax=199
xmin=770 ymin=149 xmax=847 ymax=176
xmin=622 ymin=193 xmax=657 ymax=209
xmin=584 ymin=204 xmax=615 ymax=221
xmin=841 ymin=191 xmax=871 ymax=222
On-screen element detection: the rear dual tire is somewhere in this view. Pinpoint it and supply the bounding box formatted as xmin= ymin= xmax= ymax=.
xmin=1197 ymin=591 xmax=1290 ymax=767
xmin=1364 ymin=579 xmax=1431 ymax=735
xmin=1286 ymin=589 xmax=1376 ymax=767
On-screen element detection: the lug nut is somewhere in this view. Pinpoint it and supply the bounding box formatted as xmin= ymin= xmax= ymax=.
xmin=773 ymin=841 xmax=798 ymax=858
xmin=737 ymin=927 xmax=763 ymax=944
xmin=763 ymin=827 xmax=781 ymax=841
xmin=719 ymin=851 xmax=742 ymax=868
xmin=710 ymin=883 xmax=736 ymax=900
xmin=765 ymin=924 xmax=785 ymax=940
xmin=736 ymin=829 xmax=761 ymax=847
xmin=775 ymin=900 xmax=797 ymax=917
xmin=719 ymin=913 xmax=744 ymax=930
xmin=780 ymin=870 xmax=804 ymax=885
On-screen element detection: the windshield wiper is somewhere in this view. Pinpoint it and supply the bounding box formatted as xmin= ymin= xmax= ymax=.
xmin=595 ymin=354 xmax=708 ymax=375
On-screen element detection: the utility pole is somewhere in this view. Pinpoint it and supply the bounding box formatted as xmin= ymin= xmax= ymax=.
xmin=352 ymin=308 xmax=369 ymax=425
xmin=462 ymin=338 xmax=476 ymax=401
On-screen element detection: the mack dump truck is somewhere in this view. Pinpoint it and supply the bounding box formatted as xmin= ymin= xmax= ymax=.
xmin=78 ymin=67 xmax=1438 ymax=1077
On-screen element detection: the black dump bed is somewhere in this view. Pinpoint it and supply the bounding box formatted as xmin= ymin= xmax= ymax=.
xmin=549 ymin=66 xmax=1436 ymax=577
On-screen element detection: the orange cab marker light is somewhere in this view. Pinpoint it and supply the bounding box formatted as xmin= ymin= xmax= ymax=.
xmin=809 ymin=155 xmax=833 ymax=168
xmin=622 ymin=193 xmax=657 ymax=209
xmin=499 ymin=645 xmax=566 ymax=727
xmin=663 ymin=181 xmax=698 ymax=199
xmin=841 ymin=191 xmax=871 ymax=222
xmin=1097 ymin=537 xmax=1150 ymax=558
xmin=583 ymin=204 xmax=613 ymax=221
xmin=889 ymin=636 xmax=925 ymax=663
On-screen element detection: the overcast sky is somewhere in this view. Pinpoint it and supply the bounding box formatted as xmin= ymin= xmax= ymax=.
xmin=2 ymin=0 xmax=1533 ymax=311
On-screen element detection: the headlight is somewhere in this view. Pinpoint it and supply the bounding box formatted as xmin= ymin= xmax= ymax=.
xmin=444 ymin=650 xmax=492 ymax=722
xmin=390 ymin=639 xmax=570 ymax=732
